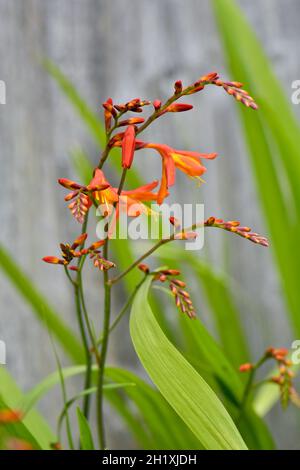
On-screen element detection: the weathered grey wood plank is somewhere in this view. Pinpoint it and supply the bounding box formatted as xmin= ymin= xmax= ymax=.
xmin=0 ymin=0 xmax=299 ymax=448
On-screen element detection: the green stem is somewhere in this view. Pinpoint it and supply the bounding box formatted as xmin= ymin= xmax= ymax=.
xmin=238 ymin=355 xmax=269 ymax=420
xmin=97 ymin=276 xmax=146 ymax=346
xmin=74 ymin=283 xmax=92 ymax=419
xmin=73 ymin=213 xmax=93 ymax=419
xmin=108 ymin=237 xmax=172 ymax=286
xmin=96 ymin=163 xmax=128 ymax=449
xmin=49 ymin=333 xmax=74 ymax=450
xmin=97 ymin=241 xmax=111 ymax=450
xmin=63 ymin=265 xmax=76 ymax=287
xmin=78 ymin=273 xmax=101 ymax=364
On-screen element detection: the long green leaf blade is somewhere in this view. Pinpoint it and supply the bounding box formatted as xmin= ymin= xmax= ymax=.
xmin=129 ymin=277 xmax=247 ymax=450
xmin=0 ymin=245 xmax=84 ymax=363
xmin=0 ymin=367 xmax=55 ymax=450
xmin=212 ymin=0 xmax=300 ymax=334
xmin=76 ymin=407 xmax=95 ymax=450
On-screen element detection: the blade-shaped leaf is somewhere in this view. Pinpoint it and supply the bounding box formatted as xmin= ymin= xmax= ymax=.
xmin=76 ymin=407 xmax=94 ymax=450
xmin=0 ymin=245 xmax=84 ymax=363
xmin=212 ymin=0 xmax=300 ymax=335
xmin=129 ymin=276 xmax=247 ymax=450
xmin=153 ymin=284 xmax=274 ymax=450
xmin=0 ymin=367 xmax=55 ymax=450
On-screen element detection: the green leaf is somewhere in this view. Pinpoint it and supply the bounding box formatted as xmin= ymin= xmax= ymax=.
xmin=21 ymin=365 xmax=135 ymax=415
xmin=152 ymin=284 xmax=274 ymax=449
xmin=0 ymin=367 xmax=55 ymax=450
xmin=106 ymin=367 xmax=201 ymax=450
xmin=212 ymin=0 xmax=300 ymax=335
xmin=22 ymin=363 xmax=200 ymax=449
xmin=129 ymin=276 xmax=247 ymax=450
xmin=157 ymin=244 xmax=249 ymax=366
xmin=104 ymin=386 xmax=152 ymax=449
xmin=0 ymin=245 xmax=84 ymax=363
xmin=76 ymin=407 xmax=94 ymax=450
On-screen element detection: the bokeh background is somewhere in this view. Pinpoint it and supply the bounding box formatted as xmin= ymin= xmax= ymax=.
xmin=1 ymin=0 xmax=300 ymax=449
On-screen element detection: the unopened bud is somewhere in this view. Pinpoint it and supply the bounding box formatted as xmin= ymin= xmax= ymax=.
xmin=239 ymin=363 xmax=253 ymax=372
xmin=138 ymin=263 xmax=150 ymax=274
xmin=174 ymin=80 xmax=183 ymax=94
xmin=153 ymin=99 xmax=162 ymax=110
xmin=166 ymin=103 xmax=193 ymax=113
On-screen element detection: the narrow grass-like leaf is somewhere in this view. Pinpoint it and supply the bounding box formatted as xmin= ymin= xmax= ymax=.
xmin=154 ymin=285 xmax=274 ymax=449
xmin=22 ymin=364 xmax=200 ymax=449
xmin=130 ymin=276 xmax=247 ymax=450
xmin=106 ymin=367 xmax=201 ymax=450
xmin=0 ymin=245 xmax=84 ymax=363
xmin=76 ymin=407 xmax=95 ymax=450
xmin=0 ymin=367 xmax=55 ymax=450
xmin=212 ymin=0 xmax=300 ymax=335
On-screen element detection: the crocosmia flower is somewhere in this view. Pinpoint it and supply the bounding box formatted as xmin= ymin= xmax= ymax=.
xmin=135 ymin=141 xmax=217 ymax=204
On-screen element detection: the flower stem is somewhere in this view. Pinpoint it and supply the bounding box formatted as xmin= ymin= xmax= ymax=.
xmin=97 ymin=241 xmax=111 ymax=450
xmin=78 ymin=275 xmax=101 ymax=364
xmin=97 ymin=276 xmax=146 ymax=346
xmin=238 ymin=354 xmax=269 ymax=420
xmin=108 ymin=237 xmax=172 ymax=286
xmin=74 ymin=282 xmax=92 ymax=419
xmin=73 ymin=213 xmax=92 ymax=419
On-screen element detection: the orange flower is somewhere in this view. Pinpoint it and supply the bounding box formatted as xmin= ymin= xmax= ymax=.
xmin=120 ymin=180 xmax=159 ymax=216
xmin=89 ymin=169 xmax=158 ymax=217
xmin=89 ymin=169 xmax=159 ymax=237
xmin=88 ymin=169 xmax=119 ymax=215
xmin=135 ymin=141 xmax=217 ymax=204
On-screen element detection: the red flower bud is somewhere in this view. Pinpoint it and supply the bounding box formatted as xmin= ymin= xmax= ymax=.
xmin=102 ymin=97 xmax=116 ymax=132
xmin=174 ymin=231 xmax=198 ymax=240
xmin=174 ymin=80 xmax=183 ymax=94
xmin=169 ymin=216 xmax=181 ymax=228
xmin=199 ymin=72 xmax=219 ymax=83
xmin=88 ymin=240 xmax=106 ymax=251
xmin=160 ymin=269 xmax=181 ymax=276
xmin=166 ymin=103 xmax=193 ymax=113
xmin=122 ymin=125 xmax=136 ymax=169
xmin=138 ymin=263 xmax=150 ymax=274
xmin=42 ymin=256 xmax=65 ymax=265
xmin=72 ymin=233 xmax=88 ymax=249
xmin=118 ymin=117 xmax=145 ymax=127
xmin=153 ymin=99 xmax=162 ymax=110
xmin=239 ymin=363 xmax=253 ymax=372
xmin=58 ymin=178 xmax=83 ymax=190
